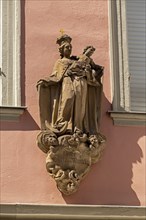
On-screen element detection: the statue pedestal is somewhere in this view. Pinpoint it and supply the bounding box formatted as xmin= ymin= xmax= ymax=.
xmin=37 ymin=131 xmax=106 ymax=195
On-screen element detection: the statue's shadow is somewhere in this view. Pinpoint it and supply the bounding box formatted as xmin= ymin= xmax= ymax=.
xmin=63 ymin=94 xmax=144 ymax=205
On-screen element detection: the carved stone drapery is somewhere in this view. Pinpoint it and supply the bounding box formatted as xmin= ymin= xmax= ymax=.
xmin=37 ymin=34 xmax=106 ymax=195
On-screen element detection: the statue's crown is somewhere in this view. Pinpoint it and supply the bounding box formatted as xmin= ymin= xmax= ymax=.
xmin=56 ymin=34 xmax=72 ymax=46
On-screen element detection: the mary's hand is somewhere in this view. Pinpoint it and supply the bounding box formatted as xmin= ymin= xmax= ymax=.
xmin=36 ymin=79 xmax=49 ymax=90
xmin=67 ymin=70 xmax=76 ymax=80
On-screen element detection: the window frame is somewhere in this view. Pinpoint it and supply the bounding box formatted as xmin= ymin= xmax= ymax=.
xmin=0 ymin=0 xmax=26 ymax=121
xmin=108 ymin=0 xmax=146 ymax=126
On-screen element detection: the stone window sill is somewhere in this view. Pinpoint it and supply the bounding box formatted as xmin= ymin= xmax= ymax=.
xmin=108 ymin=111 xmax=146 ymax=126
xmin=0 ymin=106 xmax=27 ymax=121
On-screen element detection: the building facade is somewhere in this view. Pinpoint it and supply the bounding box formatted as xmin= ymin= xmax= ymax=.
xmin=0 ymin=0 xmax=145 ymax=219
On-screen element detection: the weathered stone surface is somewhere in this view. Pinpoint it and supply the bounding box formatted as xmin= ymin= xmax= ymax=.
xmin=37 ymin=130 xmax=106 ymax=195
xmin=37 ymin=34 xmax=106 ymax=195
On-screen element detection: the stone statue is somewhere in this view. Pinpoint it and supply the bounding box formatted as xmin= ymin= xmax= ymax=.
xmin=37 ymin=34 xmax=106 ymax=195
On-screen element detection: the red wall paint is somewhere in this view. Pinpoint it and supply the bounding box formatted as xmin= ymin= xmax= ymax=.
xmin=0 ymin=0 xmax=145 ymax=205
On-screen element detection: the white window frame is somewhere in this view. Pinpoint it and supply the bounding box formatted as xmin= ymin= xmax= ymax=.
xmin=0 ymin=0 xmax=25 ymax=121
xmin=108 ymin=0 xmax=146 ymax=126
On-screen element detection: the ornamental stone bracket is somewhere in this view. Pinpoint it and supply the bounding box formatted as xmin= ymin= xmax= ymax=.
xmin=37 ymin=130 xmax=106 ymax=195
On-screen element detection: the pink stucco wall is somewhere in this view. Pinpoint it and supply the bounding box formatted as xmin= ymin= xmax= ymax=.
xmin=0 ymin=0 xmax=145 ymax=206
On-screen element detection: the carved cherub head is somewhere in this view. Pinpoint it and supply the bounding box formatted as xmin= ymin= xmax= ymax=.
xmin=37 ymin=131 xmax=58 ymax=153
xmin=89 ymin=134 xmax=106 ymax=150
xmin=44 ymin=132 xmax=59 ymax=146
xmin=89 ymin=135 xmax=99 ymax=148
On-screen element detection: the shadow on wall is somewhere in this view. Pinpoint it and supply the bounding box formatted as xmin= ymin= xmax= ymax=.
xmin=0 ymin=110 xmax=40 ymax=131
xmin=63 ymin=93 xmax=144 ymax=206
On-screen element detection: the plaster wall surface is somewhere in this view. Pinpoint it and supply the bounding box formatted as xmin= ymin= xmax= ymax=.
xmin=0 ymin=0 xmax=145 ymax=206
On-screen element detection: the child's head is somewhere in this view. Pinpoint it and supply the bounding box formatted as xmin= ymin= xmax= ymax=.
xmin=83 ymin=46 xmax=95 ymax=57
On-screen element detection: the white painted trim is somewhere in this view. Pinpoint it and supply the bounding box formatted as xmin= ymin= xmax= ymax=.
xmin=120 ymin=0 xmax=130 ymax=111
xmin=108 ymin=0 xmax=145 ymax=125
xmin=108 ymin=0 xmax=130 ymax=111
xmin=1 ymin=0 xmax=21 ymax=106
xmin=108 ymin=0 xmax=120 ymax=111
xmin=0 ymin=1 xmax=3 ymax=106
xmin=13 ymin=0 xmax=21 ymax=106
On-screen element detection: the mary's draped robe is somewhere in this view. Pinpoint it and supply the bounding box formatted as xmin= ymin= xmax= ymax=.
xmin=38 ymin=57 xmax=103 ymax=135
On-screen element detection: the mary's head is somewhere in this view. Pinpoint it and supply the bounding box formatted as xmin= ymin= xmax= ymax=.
xmin=59 ymin=42 xmax=72 ymax=58
xmin=56 ymin=34 xmax=72 ymax=58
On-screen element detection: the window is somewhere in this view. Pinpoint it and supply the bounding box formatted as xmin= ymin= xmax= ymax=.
xmin=0 ymin=0 xmax=25 ymax=120
xmin=109 ymin=0 xmax=146 ymax=125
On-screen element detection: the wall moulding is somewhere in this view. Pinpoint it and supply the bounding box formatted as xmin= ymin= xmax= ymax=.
xmin=108 ymin=111 xmax=146 ymax=126
xmin=0 ymin=204 xmax=146 ymax=220
xmin=0 ymin=106 xmax=26 ymax=121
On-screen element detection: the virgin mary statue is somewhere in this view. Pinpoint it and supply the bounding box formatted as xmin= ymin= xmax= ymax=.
xmin=37 ymin=34 xmax=104 ymax=136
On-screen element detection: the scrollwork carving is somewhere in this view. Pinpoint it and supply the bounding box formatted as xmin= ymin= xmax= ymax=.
xmin=37 ymin=130 xmax=106 ymax=195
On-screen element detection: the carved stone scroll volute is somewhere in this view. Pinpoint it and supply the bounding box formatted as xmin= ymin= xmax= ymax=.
xmin=37 ymin=34 xmax=106 ymax=195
